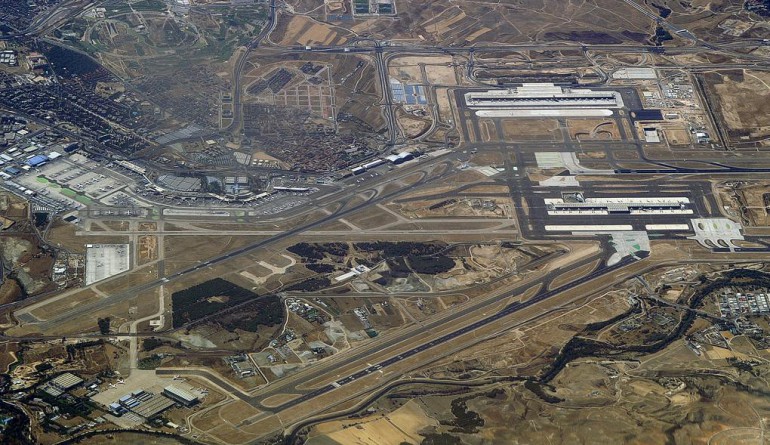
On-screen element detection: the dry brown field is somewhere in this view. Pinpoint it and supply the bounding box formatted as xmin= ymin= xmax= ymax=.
xmin=703 ymin=70 xmax=770 ymax=144
xmin=567 ymin=118 xmax=621 ymax=140
xmin=502 ymin=119 xmax=562 ymax=141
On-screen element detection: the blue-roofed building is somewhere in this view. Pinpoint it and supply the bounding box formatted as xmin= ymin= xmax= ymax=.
xmin=26 ymin=154 xmax=48 ymax=167
xmin=416 ymin=86 xmax=428 ymax=104
xmin=390 ymin=78 xmax=406 ymax=103
xmin=109 ymin=402 xmax=126 ymax=415
xmin=4 ymin=167 xmax=21 ymax=175
xmin=404 ymin=85 xmax=417 ymax=104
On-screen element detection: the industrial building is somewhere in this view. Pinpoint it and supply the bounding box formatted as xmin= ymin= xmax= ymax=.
xmin=349 ymin=150 xmax=420 ymax=176
xmin=719 ymin=291 xmax=770 ymax=318
xmin=643 ymin=128 xmax=661 ymax=143
xmin=0 ymin=50 xmax=18 ymax=66
xmin=385 ymin=152 xmax=414 ymax=164
xmin=612 ymin=68 xmax=657 ymax=79
xmin=362 ymin=159 xmax=386 ymax=170
xmin=273 ymin=186 xmax=311 ymax=192
xmin=130 ymin=393 xmax=176 ymax=419
xmin=26 ymin=154 xmax=48 ymax=167
xmin=114 ymin=159 xmax=146 ymax=175
xmin=163 ymin=385 xmax=199 ymax=406
xmin=108 ymin=390 xmax=176 ymax=420
xmin=40 ymin=372 xmax=84 ymax=398
xmin=335 ymin=264 xmax=371 ymax=282
xmin=389 ymin=78 xmax=427 ymax=105
xmin=50 ymin=372 xmax=84 ymax=391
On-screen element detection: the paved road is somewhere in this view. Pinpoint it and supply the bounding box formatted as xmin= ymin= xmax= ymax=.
xmin=225 ymin=0 xmax=278 ymax=133
xmin=18 ymin=160 xmax=457 ymax=326
xmin=239 ymin=248 xmax=612 ymax=407
xmin=374 ymin=46 xmax=398 ymax=146
xmin=269 ymin=255 xmax=638 ymax=411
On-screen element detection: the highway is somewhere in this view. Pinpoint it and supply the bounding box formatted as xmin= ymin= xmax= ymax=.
xmin=225 ymin=0 xmax=278 ymax=133
xmin=272 ymin=42 xmax=770 ymax=58
xmin=5 ymin=1 xmax=770 ymax=440
xmin=374 ymin=45 xmax=398 ymax=146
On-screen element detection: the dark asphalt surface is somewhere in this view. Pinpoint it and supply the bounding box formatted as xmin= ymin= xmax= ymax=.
xmin=267 ymin=254 xmax=639 ymax=412
xmin=25 ymin=159 xmax=456 ymax=326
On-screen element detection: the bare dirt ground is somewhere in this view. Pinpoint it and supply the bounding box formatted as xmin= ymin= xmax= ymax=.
xmin=389 ymin=196 xmax=512 ymax=219
xmin=715 ymin=181 xmax=770 ymax=226
xmin=704 ymin=70 xmax=770 ymax=144
xmin=664 ymin=128 xmax=691 ymax=146
xmin=395 ymin=110 xmax=430 ymax=139
xmin=138 ymin=235 xmax=157 ymax=264
xmin=305 ymin=259 xmax=770 ymax=444
xmin=307 ymin=399 xmax=437 ymax=445
xmin=502 ymin=119 xmax=562 ymax=141
xmin=567 ymin=118 xmax=621 ymax=140
xmin=272 ymin=14 xmax=351 ymax=46
xmin=48 ymin=223 xmax=128 ymax=254
xmin=286 ymin=0 xmax=659 ymax=46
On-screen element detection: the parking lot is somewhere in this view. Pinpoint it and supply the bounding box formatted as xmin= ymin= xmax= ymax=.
xmin=45 ymin=153 xmax=128 ymax=199
xmin=5 ymin=149 xmax=337 ymax=218
xmin=13 ymin=153 xmax=136 ymax=210
xmin=250 ymin=193 xmax=313 ymax=216
xmin=102 ymin=191 xmax=143 ymax=208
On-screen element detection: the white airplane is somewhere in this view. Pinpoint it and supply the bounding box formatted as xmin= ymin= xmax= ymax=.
xmin=172 ymin=375 xmax=181 ymax=380
xmin=108 ymin=383 xmax=116 ymax=388
xmin=117 ymin=379 xmax=125 ymax=385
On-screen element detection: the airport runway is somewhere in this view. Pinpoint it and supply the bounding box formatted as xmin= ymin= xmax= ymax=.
xmin=229 ymin=247 xmax=615 ymax=409
xmin=7 ymin=6 xmax=770 ymax=436
xmin=15 ymin=157 xmax=461 ymax=325
xmin=264 ymin=255 xmax=638 ymax=411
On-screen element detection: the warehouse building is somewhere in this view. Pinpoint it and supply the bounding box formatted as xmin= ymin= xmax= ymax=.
xmin=385 ymin=152 xmax=414 ymax=164
xmin=50 ymin=372 xmax=84 ymax=391
xmin=40 ymin=372 xmax=84 ymax=398
xmin=26 ymin=154 xmax=48 ymax=167
xmin=643 ymin=128 xmax=661 ymax=143
xmin=106 ymin=390 xmax=176 ymax=420
xmin=130 ymin=393 xmax=175 ymax=419
xmin=163 ymin=385 xmax=199 ymax=407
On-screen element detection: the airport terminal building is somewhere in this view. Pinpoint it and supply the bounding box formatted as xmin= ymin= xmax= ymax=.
xmin=464 ymin=83 xmax=624 ymax=117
